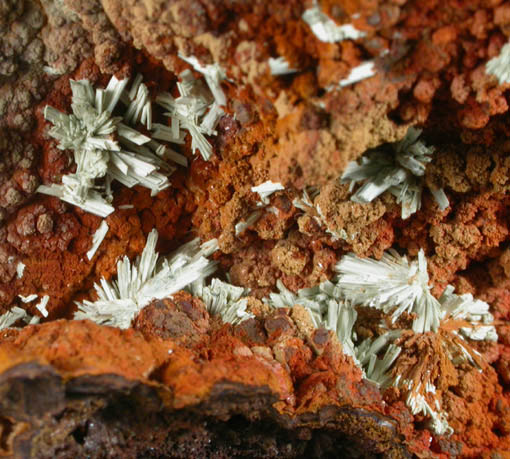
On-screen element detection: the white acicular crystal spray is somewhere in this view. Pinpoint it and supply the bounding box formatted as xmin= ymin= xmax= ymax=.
xmin=191 ymin=278 xmax=253 ymax=325
xmin=156 ymin=63 xmax=225 ymax=161
xmin=268 ymin=57 xmax=298 ymax=75
xmin=86 ymin=220 xmax=109 ymax=260
xmin=75 ymin=229 xmax=219 ymax=328
xmin=355 ymin=329 xmax=452 ymax=436
xmin=302 ymin=5 xmax=366 ymax=43
xmin=178 ymin=54 xmax=227 ymax=106
xmin=38 ymin=76 xmax=173 ymax=217
xmin=439 ymin=285 xmax=498 ymax=342
xmin=355 ymin=331 xmax=402 ymax=387
xmin=486 ymin=43 xmax=510 ymax=85
xmin=124 ymin=74 xmax=152 ymax=129
xmin=324 ymin=296 xmax=358 ymax=359
xmin=251 ymin=180 xmax=285 ymax=205
xmin=336 ymin=249 xmax=441 ymax=333
xmin=341 ymin=127 xmax=449 ymax=219
xmin=0 ymin=307 xmax=28 ymax=330
xmin=338 ymin=61 xmax=376 ymax=87
xmin=338 ymin=248 xmax=498 ymax=436
xmin=264 ymin=247 xmax=497 ymax=437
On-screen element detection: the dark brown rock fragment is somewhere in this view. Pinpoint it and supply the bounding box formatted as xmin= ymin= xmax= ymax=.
xmin=0 ymin=361 xmax=409 ymax=459
xmin=133 ymin=291 xmax=209 ymax=345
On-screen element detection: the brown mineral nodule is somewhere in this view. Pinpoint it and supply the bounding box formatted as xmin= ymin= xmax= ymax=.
xmin=271 ymin=239 xmax=309 ymax=276
xmin=133 ymin=291 xmax=210 ymax=345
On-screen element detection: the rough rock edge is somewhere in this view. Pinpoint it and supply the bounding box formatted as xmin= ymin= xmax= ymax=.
xmin=0 ymin=361 xmax=409 ymax=458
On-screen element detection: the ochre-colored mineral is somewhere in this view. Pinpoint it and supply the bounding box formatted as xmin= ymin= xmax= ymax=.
xmin=3 ymin=0 xmax=510 ymax=457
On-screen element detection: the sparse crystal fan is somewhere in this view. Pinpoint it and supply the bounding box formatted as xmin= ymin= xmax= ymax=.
xmin=267 ymin=279 xmax=358 ymax=360
xmin=234 ymin=181 xmax=285 ymax=235
xmin=0 ymin=306 xmax=29 ymax=330
xmin=302 ymin=4 xmax=366 ymax=43
xmin=0 ymin=306 xmax=39 ymax=330
xmin=38 ymin=77 xmax=175 ymax=217
xmin=251 ymin=181 xmax=285 ymax=205
xmin=156 ymin=55 xmax=227 ymax=161
xmin=292 ymin=187 xmax=353 ymax=241
xmin=355 ymin=331 xmax=402 ymax=387
xmin=341 ymin=127 xmax=449 ymax=219
xmin=268 ymin=57 xmax=298 ymax=75
xmin=190 ymin=278 xmax=254 ymax=325
xmin=75 ymin=229 xmax=219 ymax=329
xmin=486 ymin=42 xmax=510 ymax=84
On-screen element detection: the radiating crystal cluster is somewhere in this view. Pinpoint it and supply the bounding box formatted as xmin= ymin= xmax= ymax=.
xmin=156 ymin=55 xmax=227 ymax=161
xmin=38 ymin=76 xmax=175 ymax=217
xmin=38 ymin=61 xmax=227 ymax=217
xmin=339 ymin=251 xmax=496 ymax=434
xmin=74 ymin=226 xmax=260 ymax=329
xmin=341 ymin=127 xmax=449 ymax=219
xmin=3 ymin=220 xmax=498 ymax=437
xmin=190 ymin=278 xmax=253 ymax=325
xmin=75 ymin=229 xmax=219 ymax=328
xmin=266 ymin=248 xmax=497 ymax=435
xmin=337 ymin=249 xmax=441 ymax=333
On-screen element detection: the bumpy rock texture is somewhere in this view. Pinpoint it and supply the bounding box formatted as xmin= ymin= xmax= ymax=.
xmin=0 ymin=309 xmax=413 ymax=458
xmin=3 ymin=0 xmax=510 ymax=457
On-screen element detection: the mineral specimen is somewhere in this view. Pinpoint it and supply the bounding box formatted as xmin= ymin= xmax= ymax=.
xmin=2 ymin=1 xmax=510 ymax=457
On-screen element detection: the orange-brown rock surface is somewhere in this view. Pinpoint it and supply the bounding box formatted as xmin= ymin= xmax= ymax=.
xmin=0 ymin=306 xmax=414 ymax=457
xmin=2 ymin=0 xmax=510 ymax=457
